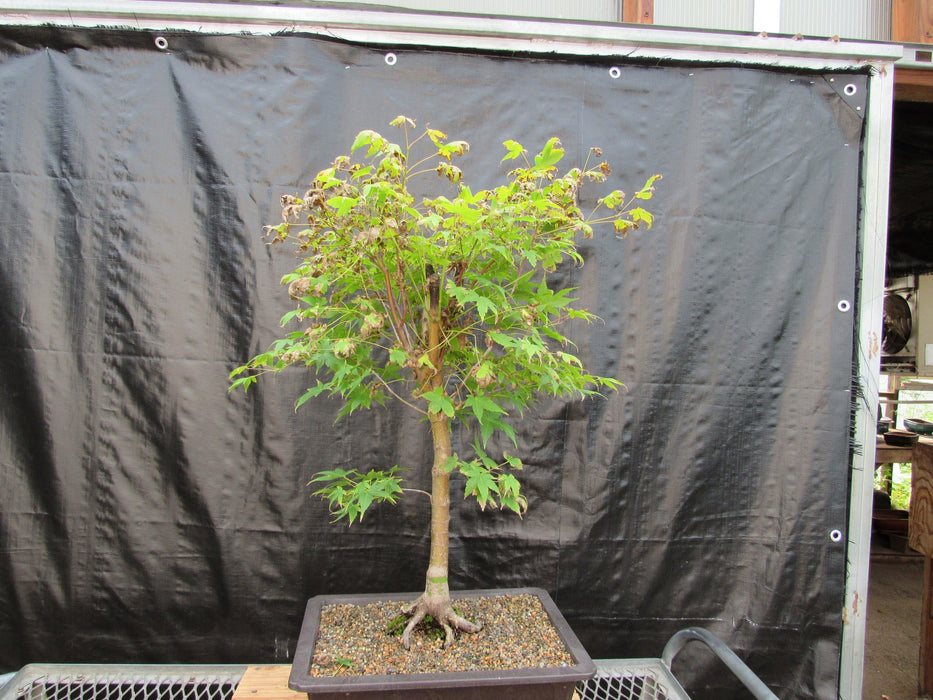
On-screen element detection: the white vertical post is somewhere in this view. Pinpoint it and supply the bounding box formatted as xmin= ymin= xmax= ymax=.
xmin=753 ymin=0 xmax=781 ymax=33
xmin=838 ymin=57 xmax=897 ymax=700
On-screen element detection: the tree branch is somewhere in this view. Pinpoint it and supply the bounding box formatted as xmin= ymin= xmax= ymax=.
xmin=372 ymin=371 xmax=427 ymax=415
xmin=402 ymin=488 xmax=433 ymax=500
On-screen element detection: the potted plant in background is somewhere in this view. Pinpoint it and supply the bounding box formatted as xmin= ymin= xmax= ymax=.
xmin=231 ymin=116 xmax=659 ymax=698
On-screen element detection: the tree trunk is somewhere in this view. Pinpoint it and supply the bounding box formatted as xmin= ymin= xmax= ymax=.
xmin=399 ymin=270 xmax=482 ymax=649
xmin=425 ymin=410 xmax=452 ymax=606
xmin=400 ymin=409 xmax=481 ymax=648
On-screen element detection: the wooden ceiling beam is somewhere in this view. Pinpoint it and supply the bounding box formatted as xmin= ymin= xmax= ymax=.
xmin=896 ymin=67 xmax=933 ymax=102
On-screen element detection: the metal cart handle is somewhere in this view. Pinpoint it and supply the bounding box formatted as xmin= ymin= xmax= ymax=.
xmin=661 ymin=627 xmax=779 ymax=700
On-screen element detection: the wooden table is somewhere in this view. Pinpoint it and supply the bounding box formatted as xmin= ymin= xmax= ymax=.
xmin=874 ymin=436 xmax=933 ymax=695
xmin=875 ymin=439 xmax=919 ymax=466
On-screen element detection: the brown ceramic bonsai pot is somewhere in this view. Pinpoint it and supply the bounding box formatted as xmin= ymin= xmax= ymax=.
xmin=288 ymin=587 xmax=595 ymax=699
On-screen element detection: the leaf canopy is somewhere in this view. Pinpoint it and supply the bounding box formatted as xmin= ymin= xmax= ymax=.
xmin=231 ymin=117 xmax=659 ymax=518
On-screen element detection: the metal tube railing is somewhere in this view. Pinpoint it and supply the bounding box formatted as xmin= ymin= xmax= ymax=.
xmin=661 ymin=627 xmax=779 ymax=700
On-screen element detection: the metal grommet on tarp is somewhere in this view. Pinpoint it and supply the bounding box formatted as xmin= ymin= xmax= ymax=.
xmin=154 ymin=36 xmax=168 ymax=50
xmin=385 ymin=52 xmax=397 ymax=66
xmin=825 ymin=75 xmax=867 ymax=116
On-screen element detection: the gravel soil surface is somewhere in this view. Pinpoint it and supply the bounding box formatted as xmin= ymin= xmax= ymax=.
xmin=309 ymin=593 xmax=575 ymax=677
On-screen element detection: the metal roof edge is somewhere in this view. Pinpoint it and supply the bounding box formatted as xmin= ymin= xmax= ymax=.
xmin=0 ymin=1 xmax=904 ymax=68
xmin=897 ymin=42 xmax=933 ymax=70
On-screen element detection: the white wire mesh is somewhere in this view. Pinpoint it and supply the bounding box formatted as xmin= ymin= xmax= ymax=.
xmin=575 ymin=659 xmax=691 ymax=700
xmin=3 ymin=660 xmax=692 ymax=700
xmin=0 ymin=666 xmax=246 ymax=700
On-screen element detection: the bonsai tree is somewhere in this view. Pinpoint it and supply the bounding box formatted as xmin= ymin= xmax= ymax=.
xmin=231 ymin=116 xmax=659 ymax=648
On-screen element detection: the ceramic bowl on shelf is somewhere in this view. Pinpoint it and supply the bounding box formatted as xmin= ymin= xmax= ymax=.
xmin=883 ymin=429 xmax=919 ymax=447
xmin=904 ymin=418 xmax=933 ymax=435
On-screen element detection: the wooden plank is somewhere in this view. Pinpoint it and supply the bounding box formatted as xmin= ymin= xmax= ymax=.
xmin=896 ymin=67 xmax=933 ymax=89
xmin=895 ymin=67 xmax=933 ymax=103
xmin=232 ymin=666 xmax=305 ymax=700
xmin=622 ymin=0 xmax=653 ymax=24
xmin=893 ymin=0 xmax=933 ymax=44
xmin=911 ymin=442 xmax=933 ymax=557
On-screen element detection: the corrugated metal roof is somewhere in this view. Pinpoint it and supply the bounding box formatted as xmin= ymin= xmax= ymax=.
xmin=654 ymin=0 xmax=753 ymax=33
xmin=781 ymin=0 xmax=890 ymax=41
xmin=327 ymin=0 xmax=622 ymax=22
xmin=654 ymin=0 xmax=891 ymax=41
xmin=144 ymin=0 xmax=624 ymax=22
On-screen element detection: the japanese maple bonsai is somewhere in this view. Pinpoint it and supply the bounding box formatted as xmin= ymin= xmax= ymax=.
xmin=231 ymin=116 xmax=658 ymax=649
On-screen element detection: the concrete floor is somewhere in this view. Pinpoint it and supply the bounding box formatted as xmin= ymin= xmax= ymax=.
xmin=863 ymin=548 xmax=928 ymax=700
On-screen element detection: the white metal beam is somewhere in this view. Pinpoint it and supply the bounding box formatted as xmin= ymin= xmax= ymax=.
xmin=0 ymin=1 xmax=902 ymax=68
xmin=839 ymin=50 xmax=897 ymax=700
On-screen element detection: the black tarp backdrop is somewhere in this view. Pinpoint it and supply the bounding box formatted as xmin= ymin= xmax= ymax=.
xmin=0 ymin=25 xmax=867 ymax=698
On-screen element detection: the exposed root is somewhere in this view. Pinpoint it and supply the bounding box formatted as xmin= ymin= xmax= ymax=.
xmin=400 ymin=608 xmax=426 ymax=650
xmin=398 ymin=595 xmax=483 ymax=649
